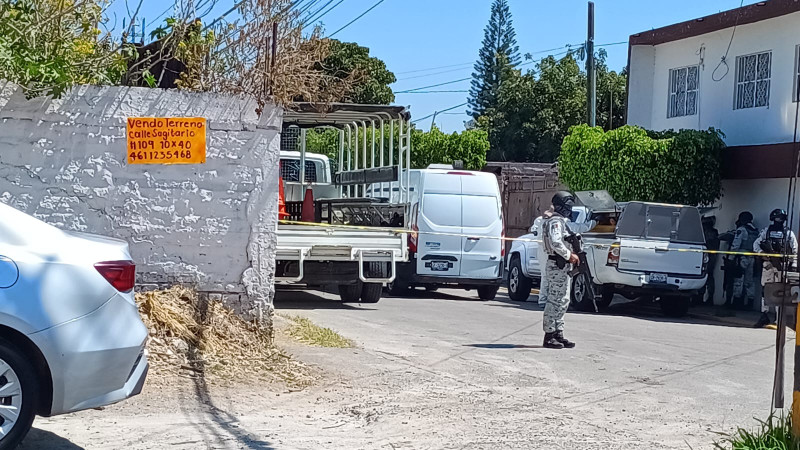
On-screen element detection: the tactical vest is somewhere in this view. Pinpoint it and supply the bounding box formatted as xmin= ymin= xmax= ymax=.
xmin=738 ymin=225 xmax=758 ymax=254
xmin=542 ymin=216 xmax=568 ymax=257
xmin=767 ymin=223 xmax=790 ymax=254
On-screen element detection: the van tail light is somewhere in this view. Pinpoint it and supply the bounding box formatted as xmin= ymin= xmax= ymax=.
xmin=95 ymin=261 xmax=136 ymax=292
xmin=409 ymin=204 xmax=419 ymax=254
xmin=702 ymin=252 xmax=709 ymax=274
xmin=606 ymin=245 xmax=620 ymax=267
xmin=501 ymin=216 xmax=506 ymax=258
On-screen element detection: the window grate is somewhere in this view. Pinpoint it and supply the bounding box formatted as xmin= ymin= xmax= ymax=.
xmin=668 ymin=66 xmax=699 ymax=118
xmin=279 ymin=159 xmax=318 ymax=183
xmin=735 ymin=51 xmax=771 ymax=109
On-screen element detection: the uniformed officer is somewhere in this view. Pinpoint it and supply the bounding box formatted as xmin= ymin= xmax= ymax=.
xmin=729 ymin=211 xmax=759 ymax=309
xmin=753 ymin=208 xmax=798 ymax=328
xmin=534 ymin=209 xmax=595 ymax=308
xmin=541 ymin=191 xmax=579 ymax=349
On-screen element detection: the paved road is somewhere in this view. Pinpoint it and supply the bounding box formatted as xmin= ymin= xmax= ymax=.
xmin=25 ymin=287 xmax=793 ymax=449
xmin=274 ymin=287 xmax=791 ymax=449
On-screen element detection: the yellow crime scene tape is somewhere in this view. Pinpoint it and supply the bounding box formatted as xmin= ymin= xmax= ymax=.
xmin=278 ymin=219 xmax=796 ymax=260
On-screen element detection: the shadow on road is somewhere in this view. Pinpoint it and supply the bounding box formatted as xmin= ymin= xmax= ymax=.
xmin=179 ymin=294 xmax=277 ymax=450
xmin=490 ymin=291 xmax=760 ymax=329
xmin=274 ymin=289 xmax=378 ymax=310
xmin=464 ymin=344 xmax=545 ymax=349
xmin=20 ymin=428 xmax=85 ymax=450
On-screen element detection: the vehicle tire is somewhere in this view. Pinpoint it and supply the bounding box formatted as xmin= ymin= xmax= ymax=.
xmin=0 ymin=339 xmax=37 ymax=450
xmin=477 ymin=285 xmax=499 ymax=301
xmin=338 ymin=283 xmax=362 ymax=303
xmin=508 ymin=256 xmax=532 ymax=302
xmin=360 ymin=283 xmax=382 ymax=303
xmin=596 ymin=289 xmax=614 ymax=310
xmin=571 ymin=272 xmax=596 ymax=312
xmin=660 ymin=296 xmax=690 ymax=318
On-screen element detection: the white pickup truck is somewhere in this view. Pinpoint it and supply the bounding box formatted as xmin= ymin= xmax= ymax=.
xmin=274 ymin=103 xmax=412 ymax=304
xmin=506 ymin=191 xmax=708 ymax=317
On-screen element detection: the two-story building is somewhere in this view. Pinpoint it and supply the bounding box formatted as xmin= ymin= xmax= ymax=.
xmin=626 ymin=0 xmax=800 ymax=304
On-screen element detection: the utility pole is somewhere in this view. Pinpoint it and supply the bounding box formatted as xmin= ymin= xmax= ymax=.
xmin=430 ymin=110 xmax=439 ymax=131
xmin=587 ymin=1 xmax=596 ymax=127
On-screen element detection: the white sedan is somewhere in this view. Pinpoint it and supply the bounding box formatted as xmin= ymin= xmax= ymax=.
xmin=0 ymin=203 xmax=148 ymax=449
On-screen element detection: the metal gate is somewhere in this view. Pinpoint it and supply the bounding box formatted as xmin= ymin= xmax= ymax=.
xmin=483 ymin=162 xmax=563 ymax=254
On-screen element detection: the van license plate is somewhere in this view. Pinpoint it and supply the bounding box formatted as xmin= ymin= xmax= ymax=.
xmin=431 ymin=261 xmax=449 ymax=271
xmin=648 ymin=273 xmax=667 ymax=284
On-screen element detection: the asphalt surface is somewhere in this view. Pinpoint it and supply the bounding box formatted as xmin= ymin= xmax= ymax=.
xmin=24 ymin=287 xmax=793 ymax=449
xmin=273 ymin=288 xmax=792 ymax=449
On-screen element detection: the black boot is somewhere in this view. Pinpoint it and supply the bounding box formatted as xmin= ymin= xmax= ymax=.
xmin=554 ymin=331 xmax=576 ymax=348
xmin=753 ymin=312 xmax=771 ymax=328
xmin=543 ymin=333 xmax=564 ymax=349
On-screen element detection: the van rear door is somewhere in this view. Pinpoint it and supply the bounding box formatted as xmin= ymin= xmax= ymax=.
xmin=416 ymin=173 xmax=463 ymax=277
xmin=460 ymin=174 xmax=503 ymax=279
xmin=616 ymin=203 xmax=705 ymax=278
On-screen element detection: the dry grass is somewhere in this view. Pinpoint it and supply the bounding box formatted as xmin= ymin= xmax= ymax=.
xmin=137 ymin=287 xmax=314 ymax=387
xmin=282 ymin=314 xmax=354 ymax=348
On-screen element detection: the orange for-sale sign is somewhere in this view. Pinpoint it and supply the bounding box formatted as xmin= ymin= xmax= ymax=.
xmin=126 ymin=117 xmax=207 ymax=164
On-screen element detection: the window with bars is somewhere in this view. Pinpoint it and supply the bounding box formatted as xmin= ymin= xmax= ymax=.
xmin=280 ymin=159 xmax=318 ymax=183
xmin=794 ymin=45 xmax=800 ymax=102
xmin=735 ymin=51 xmax=771 ymax=109
xmin=668 ymin=65 xmax=699 ymax=118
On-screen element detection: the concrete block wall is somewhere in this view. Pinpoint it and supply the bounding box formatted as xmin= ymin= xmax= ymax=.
xmin=0 ymin=82 xmax=282 ymax=321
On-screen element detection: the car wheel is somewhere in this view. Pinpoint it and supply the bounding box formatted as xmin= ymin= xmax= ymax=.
xmin=571 ymin=272 xmax=596 ymax=312
xmin=0 ymin=339 xmax=37 ymax=450
xmin=477 ymin=285 xmax=499 ymax=301
xmin=508 ymin=257 xmax=533 ymax=302
xmin=360 ymin=283 xmax=382 ymax=303
xmin=338 ymin=283 xmax=362 ymax=303
xmin=660 ymin=296 xmax=690 ymax=318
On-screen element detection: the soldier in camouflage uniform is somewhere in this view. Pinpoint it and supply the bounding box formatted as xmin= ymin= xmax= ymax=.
xmin=541 ymin=191 xmax=580 ymax=349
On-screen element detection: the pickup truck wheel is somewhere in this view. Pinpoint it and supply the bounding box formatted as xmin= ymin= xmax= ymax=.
xmin=0 ymin=339 xmax=37 ymax=450
xmin=508 ymin=257 xmax=532 ymax=302
xmin=360 ymin=283 xmax=382 ymax=303
xmin=338 ymin=283 xmax=363 ymax=303
xmin=571 ymin=272 xmax=596 ymax=312
xmin=660 ymin=296 xmax=690 ymax=318
xmin=477 ymin=286 xmax=499 ymax=301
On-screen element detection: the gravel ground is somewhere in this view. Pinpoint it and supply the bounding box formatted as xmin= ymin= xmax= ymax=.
xmin=23 ymin=288 xmax=793 ymax=449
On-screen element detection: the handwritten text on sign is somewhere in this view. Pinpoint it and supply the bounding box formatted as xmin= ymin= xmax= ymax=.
xmin=127 ymin=117 xmax=207 ymax=164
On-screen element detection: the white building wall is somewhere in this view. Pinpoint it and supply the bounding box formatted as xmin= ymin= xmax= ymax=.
xmin=0 ymin=82 xmax=282 ymax=321
xmin=628 ymin=11 xmax=800 ymax=146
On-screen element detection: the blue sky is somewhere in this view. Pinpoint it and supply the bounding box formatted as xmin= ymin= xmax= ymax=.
xmin=108 ymin=0 xmax=758 ymax=132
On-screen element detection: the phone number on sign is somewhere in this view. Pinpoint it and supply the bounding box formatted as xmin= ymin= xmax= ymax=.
xmin=129 ymin=149 xmax=193 ymax=161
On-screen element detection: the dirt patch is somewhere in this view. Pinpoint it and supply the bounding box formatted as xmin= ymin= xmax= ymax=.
xmin=137 ymin=287 xmax=315 ymax=387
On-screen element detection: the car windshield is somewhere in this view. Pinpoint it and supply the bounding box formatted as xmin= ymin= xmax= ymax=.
xmin=616 ymin=202 xmax=705 ymax=244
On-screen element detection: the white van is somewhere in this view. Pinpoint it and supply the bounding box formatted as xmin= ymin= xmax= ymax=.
xmin=375 ymin=168 xmax=504 ymax=300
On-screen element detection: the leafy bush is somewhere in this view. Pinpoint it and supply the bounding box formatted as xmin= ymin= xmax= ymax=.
xmin=559 ymin=124 xmax=725 ymax=206
xmin=411 ymin=125 xmax=489 ymax=171
xmin=714 ymin=414 xmax=800 ymax=450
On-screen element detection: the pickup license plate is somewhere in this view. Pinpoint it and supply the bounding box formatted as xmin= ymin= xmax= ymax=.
xmin=431 ymin=261 xmax=449 ymax=271
xmin=648 ymin=273 xmax=668 ymax=284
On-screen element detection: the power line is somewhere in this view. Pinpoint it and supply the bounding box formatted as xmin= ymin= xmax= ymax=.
xmin=412 ymin=102 xmax=468 ymax=124
xmin=327 ymin=0 xmax=387 ymax=38
xmin=399 ymin=90 xmax=469 ymax=94
xmin=395 ymin=77 xmax=471 ymax=93
xmin=302 ymin=0 xmax=346 ymax=29
xmin=396 ymin=62 xmax=474 ymax=76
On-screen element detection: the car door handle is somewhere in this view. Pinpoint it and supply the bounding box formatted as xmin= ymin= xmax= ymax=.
xmin=489 ymin=256 xmax=498 ymax=260
xmin=467 ymin=237 xmax=480 ymax=241
xmin=655 ymin=248 xmax=669 ymax=253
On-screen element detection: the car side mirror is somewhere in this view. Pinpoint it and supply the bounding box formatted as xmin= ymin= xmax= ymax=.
xmin=530 ymin=225 xmax=536 ymax=233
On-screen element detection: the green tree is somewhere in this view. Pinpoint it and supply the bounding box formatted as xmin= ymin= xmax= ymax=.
xmin=559 ymin=124 xmax=724 ymax=206
xmin=318 ymin=40 xmax=396 ymax=105
xmin=479 ymin=52 xmax=627 ymax=163
xmin=468 ymin=0 xmax=520 ymax=119
xmin=411 ymin=126 xmax=489 ymax=171
xmin=0 ymin=0 xmax=127 ymax=98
